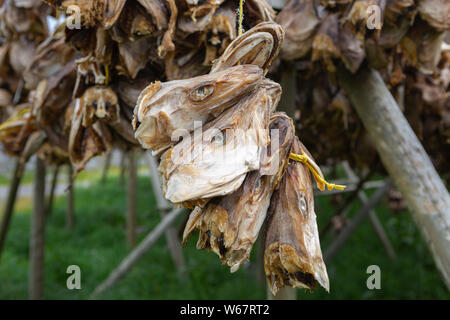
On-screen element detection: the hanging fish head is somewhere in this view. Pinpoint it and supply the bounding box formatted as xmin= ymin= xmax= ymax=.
xmin=158 ymin=84 xmax=278 ymax=206
xmin=133 ymin=64 xmax=264 ymax=154
xmin=81 ymin=86 xmax=120 ymax=127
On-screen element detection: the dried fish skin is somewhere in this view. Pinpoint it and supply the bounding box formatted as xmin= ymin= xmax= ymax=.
xmin=159 ymin=85 xmax=273 ymax=205
xmin=117 ymin=36 xmax=155 ymax=79
xmin=68 ymin=98 xmax=112 ymax=173
xmin=183 ymin=112 xmax=295 ymax=272
xmin=276 ymin=0 xmax=320 ymax=61
xmin=23 ymin=35 xmax=77 ymax=90
xmin=210 ymin=22 xmax=285 ymax=73
xmin=245 ymin=0 xmax=276 ymax=25
xmin=0 ymin=104 xmax=37 ymax=157
xmin=133 ymin=64 xmax=264 ymax=153
xmin=80 ymin=86 xmax=120 ymax=127
xmin=45 ymin=0 xmax=126 ymax=29
xmin=264 ymin=137 xmax=329 ymax=295
xmin=417 ymin=0 xmax=450 ymax=31
xmin=401 ymin=19 xmax=446 ymax=74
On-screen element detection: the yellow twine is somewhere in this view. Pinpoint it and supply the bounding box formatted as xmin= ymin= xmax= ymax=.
xmin=104 ymin=64 xmax=110 ymax=86
xmin=289 ymin=152 xmax=346 ymax=191
xmin=238 ymin=0 xmax=244 ymax=37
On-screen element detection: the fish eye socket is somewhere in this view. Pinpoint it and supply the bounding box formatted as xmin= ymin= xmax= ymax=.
xmin=190 ymin=85 xmax=214 ymax=102
xmin=210 ymin=130 xmax=226 ymax=146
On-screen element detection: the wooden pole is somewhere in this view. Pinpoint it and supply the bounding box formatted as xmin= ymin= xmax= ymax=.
xmin=146 ymin=152 xmax=186 ymax=272
xmin=119 ymin=151 xmax=127 ymax=186
xmin=100 ymin=150 xmax=112 ymax=185
xmin=45 ymin=165 xmax=60 ymax=217
xmin=0 ymin=131 xmax=46 ymax=260
xmin=66 ymin=165 xmax=75 ymax=230
xmin=342 ymin=162 xmax=397 ymax=260
xmin=0 ymin=158 xmax=24 ymax=260
xmin=338 ymin=66 xmax=450 ymax=288
xmin=324 ymin=180 xmax=391 ymax=263
xmin=126 ymin=150 xmax=137 ymax=248
xmin=29 ymin=157 xmax=46 ymax=300
xmin=91 ymin=207 xmax=184 ymax=298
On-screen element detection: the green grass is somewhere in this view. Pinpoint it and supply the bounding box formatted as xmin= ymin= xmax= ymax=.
xmin=0 ymin=175 xmax=448 ymax=299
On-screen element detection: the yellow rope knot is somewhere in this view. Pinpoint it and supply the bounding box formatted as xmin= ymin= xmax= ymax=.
xmin=289 ymin=152 xmax=346 ymax=191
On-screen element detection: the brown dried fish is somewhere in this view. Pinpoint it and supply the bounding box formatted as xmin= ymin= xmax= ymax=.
xmin=158 ymin=82 xmax=277 ymax=205
xmin=263 ymin=137 xmax=329 ymax=295
xmin=211 ymin=22 xmax=284 ymax=73
xmin=68 ymin=97 xmax=113 ymax=173
xmin=134 ymin=21 xmax=284 ymax=154
xmin=276 ymin=0 xmax=320 ymax=60
xmin=183 ymin=112 xmax=295 ymax=272
xmin=133 ymin=64 xmax=264 ymax=153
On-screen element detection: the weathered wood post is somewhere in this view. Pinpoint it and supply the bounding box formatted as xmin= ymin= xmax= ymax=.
xmin=0 ymin=132 xmax=46 ymax=259
xmin=119 ymin=151 xmax=127 ymax=186
xmin=46 ymin=165 xmax=60 ymax=217
xmin=147 ymin=152 xmax=186 ymax=272
xmin=0 ymin=158 xmax=23 ymax=260
xmin=100 ymin=149 xmax=112 ymax=185
xmin=29 ymin=157 xmax=46 ymax=300
xmin=126 ymin=150 xmax=137 ymax=247
xmin=338 ymin=66 xmax=450 ymax=289
xmin=91 ymin=207 xmax=185 ymax=298
xmin=66 ymin=165 xmax=75 ymax=230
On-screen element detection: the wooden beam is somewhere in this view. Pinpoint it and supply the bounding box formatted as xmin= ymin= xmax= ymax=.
xmin=29 ymin=157 xmax=47 ymax=300
xmin=0 ymin=158 xmax=24 ymax=260
xmin=91 ymin=207 xmax=185 ymax=298
xmin=342 ymin=162 xmax=397 ymax=260
xmin=66 ymin=165 xmax=75 ymax=230
xmin=45 ymin=165 xmax=60 ymax=217
xmin=100 ymin=150 xmax=112 ymax=185
xmin=338 ymin=67 xmax=450 ymax=288
xmin=146 ymin=152 xmax=186 ymax=272
xmin=126 ymin=150 xmax=137 ymax=248
xmin=324 ymin=180 xmax=391 ymax=263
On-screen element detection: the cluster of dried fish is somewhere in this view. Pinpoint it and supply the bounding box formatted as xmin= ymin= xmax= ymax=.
xmin=13 ymin=0 xmax=278 ymax=173
xmin=273 ymin=0 xmax=450 ymax=183
xmin=134 ymin=21 xmax=331 ymax=294
xmin=0 ymin=0 xmax=61 ymax=163
xmin=1 ymin=0 xmax=448 ymax=294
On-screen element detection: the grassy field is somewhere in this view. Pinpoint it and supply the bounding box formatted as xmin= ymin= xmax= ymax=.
xmin=0 ymin=172 xmax=448 ymax=300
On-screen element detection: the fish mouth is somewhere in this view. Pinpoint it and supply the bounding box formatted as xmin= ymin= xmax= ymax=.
xmin=134 ymin=116 xmax=156 ymax=149
xmin=134 ymin=81 xmax=162 ymax=123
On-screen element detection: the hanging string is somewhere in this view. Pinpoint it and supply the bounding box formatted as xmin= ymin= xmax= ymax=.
xmin=104 ymin=64 xmax=110 ymax=86
xmin=238 ymin=0 xmax=245 ymax=37
xmin=289 ymin=152 xmax=347 ymax=191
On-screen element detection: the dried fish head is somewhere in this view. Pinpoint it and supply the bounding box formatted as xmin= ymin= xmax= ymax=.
xmin=68 ymin=98 xmax=112 ymax=173
xmin=81 ymin=86 xmax=120 ymax=127
xmin=264 ymin=137 xmax=329 ymax=295
xmin=0 ymin=104 xmax=37 ymax=156
xmin=210 ymin=21 xmax=285 ymax=73
xmin=158 ymin=84 xmax=276 ymax=205
xmin=133 ymin=64 xmax=264 ymax=153
xmin=276 ymin=0 xmax=320 ymax=60
xmin=183 ymin=112 xmax=295 ymax=272
xmin=418 ymin=0 xmax=450 ymax=31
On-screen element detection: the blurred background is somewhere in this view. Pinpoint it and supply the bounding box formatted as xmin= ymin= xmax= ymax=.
xmin=0 ymin=149 xmax=448 ymax=300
